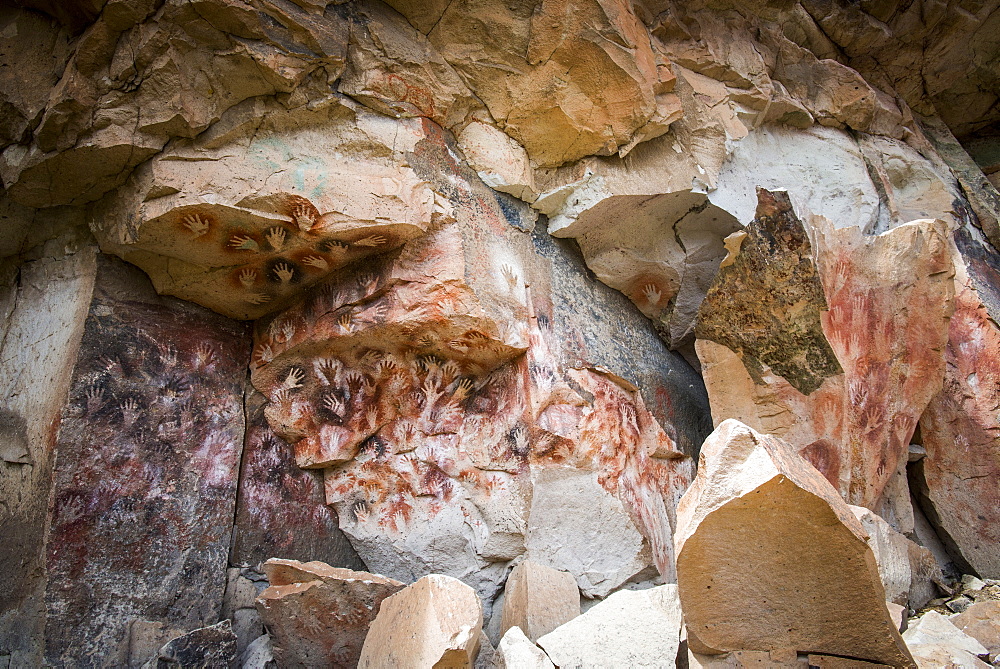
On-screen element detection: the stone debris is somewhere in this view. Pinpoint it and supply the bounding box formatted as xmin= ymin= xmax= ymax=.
xmin=674 ymin=420 xmax=913 ymax=666
xmin=499 ymin=560 xmax=580 ymax=642
xmin=494 ymin=626 xmax=555 ymax=669
xmin=902 ymin=611 xmax=991 ymax=668
xmin=536 ymin=585 xmax=682 ymax=668
xmin=950 ymin=601 xmax=1000 ymax=663
xmin=255 ymin=558 xmax=404 ymax=668
xmin=357 ymin=574 xmax=483 ymax=668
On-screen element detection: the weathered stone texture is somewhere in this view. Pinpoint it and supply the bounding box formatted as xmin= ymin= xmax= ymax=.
xmin=675 ymin=420 xmax=913 ymax=666
xmin=44 ymin=255 xmax=250 ymax=666
xmin=256 ymin=559 xmax=404 ymax=668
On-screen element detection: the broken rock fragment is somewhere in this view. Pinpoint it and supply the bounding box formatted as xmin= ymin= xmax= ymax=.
xmin=494 ymin=626 xmax=555 ymax=669
xmin=255 ymin=558 xmax=404 ymax=668
xmin=536 ymin=584 xmax=682 ymax=668
xmin=902 ymin=611 xmax=990 ymax=668
xmin=139 ymin=620 xmax=238 ymax=669
xmin=674 ymin=419 xmax=913 ymax=666
xmin=357 ymin=574 xmax=483 ymax=668
xmin=499 ymin=560 xmax=580 ymax=642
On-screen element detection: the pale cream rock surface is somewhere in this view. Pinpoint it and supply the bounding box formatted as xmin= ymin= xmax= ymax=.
xmin=494 ymin=626 xmax=555 ymax=669
xmin=536 ymin=584 xmax=682 ymax=668
xmin=525 ymin=466 xmax=654 ymax=598
xmin=458 ymin=121 xmax=538 ymax=203
xmin=850 ymin=505 xmax=941 ymax=610
xmin=358 ymin=574 xmax=483 ymax=669
xmin=499 ymin=560 xmax=580 ymax=642
xmin=674 ymin=420 xmax=913 ymax=666
xmin=902 ymin=611 xmax=990 ymax=668
xmin=255 ymin=558 xmax=404 ymax=668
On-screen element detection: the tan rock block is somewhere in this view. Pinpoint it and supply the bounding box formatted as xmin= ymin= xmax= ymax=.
xmin=255 ymin=558 xmax=404 ymax=668
xmin=358 ymin=574 xmax=483 ymax=669
xmin=536 ymin=585 xmax=682 ymax=668
xmin=499 ymin=561 xmax=580 ymax=642
xmin=675 ymin=420 xmax=914 ymax=666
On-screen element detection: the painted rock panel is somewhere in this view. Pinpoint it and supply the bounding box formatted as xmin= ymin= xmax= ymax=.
xmin=230 ymin=391 xmax=364 ymax=570
xmin=44 ymin=255 xmax=251 ymax=666
xmin=917 ymin=227 xmax=1000 ymax=578
xmin=249 ymin=118 xmax=709 ymax=603
xmin=696 ymin=189 xmax=954 ymax=513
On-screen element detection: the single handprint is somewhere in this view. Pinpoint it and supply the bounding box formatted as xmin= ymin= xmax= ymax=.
xmin=228 ymin=234 xmax=259 ymax=251
xmin=265 ymin=227 xmax=287 ymax=250
xmin=182 ymin=214 xmax=210 ymax=237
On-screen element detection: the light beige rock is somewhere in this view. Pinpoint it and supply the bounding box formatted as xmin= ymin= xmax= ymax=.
xmin=850 ymin=506 xmax=942 ymax=611
xmin=338 ymin=1 xmax=482 ymax=130
xmin=255 ymin=558 xmax=405 ymax=668
xmin=499 ymin=561 xmax=580 ymax=642
xmin=951 ymin=601 xmax=1000 ymax=658
xmin=902 ymin=611 xmax=990 ymax=668
xmin=536 ymin=585 xmax=682 ymax=668
xmin=494 ymin=626 xmax=554 ymax=669
xmin=674 ymin=420 xmax=913 ymax=666
xmin=357 ymin=574 xmax=483 ymax=669
xmin=525 ymin=467 xmax=654 ymax=598
xmin=458 ymin=122 xmax=538 ymax=203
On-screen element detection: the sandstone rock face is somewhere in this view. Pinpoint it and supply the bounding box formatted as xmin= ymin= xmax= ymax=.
xmin=3 ymin=0 xmax=1000 ymax=666
xmin=43 ymin=256 xmax=251 ymax=667
xmin=495 ymin=626 xmax=555 ymax=669
xmin=255 ymin=558 xmax=404 ymax=668
xmin=499 ymin=560 xmax=579 ymax=642
xmin=357 ymin=574 xmax=483 ymax=669
xmin=696 ymin=190 xmax=954 ymax=518
xmin=917 ymin=227 xmax=1000 ymax=578
xmin=675 ymin=420 xmax=913 ymax=666
xmin=230 ymin=391 xmax=363 ymax=570
xmin=0 ymin=250 xmax=97 ymax=666
xmin=240 ymin=110 xmax=704 ymax=604
xmin=536 ymin=584 xmax=682 ymax=668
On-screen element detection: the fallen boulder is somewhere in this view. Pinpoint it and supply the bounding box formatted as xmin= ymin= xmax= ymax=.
xmin=255 ymin=558 xmax=404 ymax=668
xmin=536 ymin=584 xmax=682 ymax=668
xmin=357 ymin=574 xmax=483 ymax=668
xmin=674 ymin=419 xmax=913 ymax=666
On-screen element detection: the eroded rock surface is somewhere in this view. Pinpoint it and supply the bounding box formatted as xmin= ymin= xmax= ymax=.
xmin=675 ymin=420 xmax=913 ymax=666
xmin=499 ymin=560 xmax=579 ymax=642
xmin=357 ymin=574 xmax=483 ymax=669
xmin=255 ymin=558 xmax=404 ymax=668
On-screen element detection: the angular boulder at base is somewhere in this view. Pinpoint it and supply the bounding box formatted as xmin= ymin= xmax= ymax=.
xmin=536 ymin=584 xmax=682 ymax=668
xmin=494 ymin=626 xmax=555 ymax=669
xmin=255 ymin=558 xmax=404 ymax=668
xmin=357 ymin=574 xmax=483 ymax=668
xmin=674 ymin=419 xmax=913 ymax=666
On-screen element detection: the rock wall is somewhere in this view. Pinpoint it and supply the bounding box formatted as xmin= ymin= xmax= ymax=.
xmin=0 ymin=0 xmax=999 ymax=666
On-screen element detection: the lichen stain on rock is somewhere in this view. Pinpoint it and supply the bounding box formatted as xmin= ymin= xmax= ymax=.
xmin=696 ymin=188 xmax=842 ymax=395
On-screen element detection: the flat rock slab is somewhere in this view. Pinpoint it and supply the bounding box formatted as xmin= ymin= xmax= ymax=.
xmin=255 ymin=558 xmax=404 ymax=668
xmin=358 ymin=574 xmax=483 ymax=668
xmin=674 ymin=420 xmax=913 ymax=666
xmin=536 ymin=584 xmax=682 ymax=668
xmin=902 ymin=611 xmax=990 ymax=668
xmin=140 ymin=620 xmax=238 ymax=669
